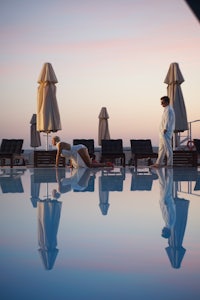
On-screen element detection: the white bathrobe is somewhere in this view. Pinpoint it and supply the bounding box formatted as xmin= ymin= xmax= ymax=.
xmin=156 ymin=105 xmax=175 ymax=166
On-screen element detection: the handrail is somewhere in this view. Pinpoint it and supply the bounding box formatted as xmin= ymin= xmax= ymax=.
xmin=177 ymin=119 xmax=200 ymax=148
xmin=188 ymin=119 xmax=200 ymax=141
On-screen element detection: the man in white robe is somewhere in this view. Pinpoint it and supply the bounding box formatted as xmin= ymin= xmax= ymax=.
xmin=152 ymin=96 xmax=175 ymax=168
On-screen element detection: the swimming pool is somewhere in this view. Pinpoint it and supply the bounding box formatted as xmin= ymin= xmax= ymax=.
xmin=0 ymin=166 xmax=200 ymax=300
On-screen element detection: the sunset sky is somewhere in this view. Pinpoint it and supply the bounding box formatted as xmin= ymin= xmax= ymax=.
xmin=0 ymin=0 xmax=199 ymax=149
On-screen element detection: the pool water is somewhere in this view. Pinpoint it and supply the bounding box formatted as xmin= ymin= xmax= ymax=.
xmin=0 ymin=166 xmax=200 ymax=300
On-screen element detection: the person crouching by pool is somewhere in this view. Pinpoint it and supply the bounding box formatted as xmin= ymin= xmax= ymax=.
xmin=52 ymin=136 xmax=113 ymax=168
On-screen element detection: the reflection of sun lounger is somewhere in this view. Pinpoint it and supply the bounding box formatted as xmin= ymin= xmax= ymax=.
xmin=130 ymin=171 xmax=158 ymax=191
xmin=173 ymin=168 xmax=198 ymax=182
xmin=0 ymin=173 xmax=24 ymax=193
xmin=33 ymin=168 xmax=65 ymax=183
xmin=173 ymin=168 xmax=200 ymax=193
xmin=101 ymin=175 xmax=124 ymax=191
xmin=100 ymin=169 xmax=125 ymax=191
xmin=131 ymin=175 xmax=153 ymax=191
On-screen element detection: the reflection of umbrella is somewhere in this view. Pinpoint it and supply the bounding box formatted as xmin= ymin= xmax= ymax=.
xmin=37 ymin=200 xmax=62 ymax=270
xmin=30 ymin=173 xmax=40 ymax=208
xmin=98 ymin=107 xmax=110 ymax=146
xmin=99 ymin=176 xmax=110 ymax=215
xmin=37 ymin=62 xmax=62 ymax=150
xmin=98 ymin=169 xmax=125 ymax=215
xmin=165 ymin=198 xmax=189 ymax=269
xmin=38 ymin=248 xmax=59 ymax=271
xmin=30 ymin=113 xmax=41 ymax=149
xmin=164 ymin=62 xmax=188 ymax=134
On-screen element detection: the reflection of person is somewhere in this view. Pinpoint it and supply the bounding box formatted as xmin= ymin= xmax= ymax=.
xmin=156 ymin=168 xmax=176 ymax=239
xmin=59 ymin=168 xmax=91 ymax=191
xmin=54 ymin=167 xmax=92 ymax=196
xmin=157 ymin=168 xmax=189 ymax=269
xmin=55 ymin=168 xmax=71 ymax=194
xmin=151 ymin=96 xmax=175 ymax=168
xmin=52 ymin=136 xmax=113 ymax=168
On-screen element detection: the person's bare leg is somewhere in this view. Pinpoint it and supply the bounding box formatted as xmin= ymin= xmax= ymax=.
xmin=78 ymin=148 xmax=113 ymax=168
xmin=78 ymin=148 xmax=92 ymax=167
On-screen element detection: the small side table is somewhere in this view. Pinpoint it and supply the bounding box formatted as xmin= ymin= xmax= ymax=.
xmin=34 ymin=150 xmax=65 ymax=167
xmin=173 ymin=151 xmax=197 ymax=167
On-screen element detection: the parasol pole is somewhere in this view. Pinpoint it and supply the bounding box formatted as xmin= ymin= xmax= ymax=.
xmin=43 ymin=133 xmax=49 ymax=150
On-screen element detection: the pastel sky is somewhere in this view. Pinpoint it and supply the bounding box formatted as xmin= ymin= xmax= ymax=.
xmin=0 ymin=0 xmax=199 ymax=149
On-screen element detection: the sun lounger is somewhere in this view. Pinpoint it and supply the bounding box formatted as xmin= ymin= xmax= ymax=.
xmin=130 ymin=139 xmax=157 ymax=168
xmin=0 ymin=139 xmax=25 ymax=168
xmin=101 ymin=139 xmax=125 ymax=167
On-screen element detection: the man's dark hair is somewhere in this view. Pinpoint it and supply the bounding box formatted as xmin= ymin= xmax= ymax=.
xmin=161 ymin=96 xmax=170 ymax=104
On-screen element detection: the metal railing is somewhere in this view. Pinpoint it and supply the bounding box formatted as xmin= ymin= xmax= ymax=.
xmin=176 ymin=119 xmax=200 ymax=148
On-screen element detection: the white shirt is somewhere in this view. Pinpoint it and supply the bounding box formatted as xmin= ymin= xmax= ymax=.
xmin=159 ymin=105 xmax=175 ymax=135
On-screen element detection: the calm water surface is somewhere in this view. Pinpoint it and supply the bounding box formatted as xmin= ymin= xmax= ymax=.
xmin=0 ymin=166 xmax=200 ymax=300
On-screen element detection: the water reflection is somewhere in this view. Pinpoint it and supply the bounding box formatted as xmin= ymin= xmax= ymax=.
xmin=0 ymin=168 xmax=24 ymax=193
xmin=56 ymin=167 xmax=96 ymax=193
xmin=194 ymin=177 xmax=200 ymax=191
xmin=37 ymin=195 xmax=62 ymax=270
xmin=156 ymin=168 xmax=176 ymax=239
xmin=73 ymin=169 xmax=96 ymax=192
xmin=29 ymin=167 xmax=199 ymax=270
xmin=0 ymin=167 xmax=200 ymax=300
xmin=0 ymin=166 xmax=199 ymax=274
xmin=130 ymin=168 xmax=158 ymax=191
xmin=166 ymin=197 xmax=189 ymax=269
xmin=30 ymin=169 xmax=64 ymax=269
xmin=62 ymin=168 xmax=91 ymax=191
xmin=99 ymin=168 xmax=125 ymax=215
xmin=30 ymin=173 xmax=40 ymax=207
xmin=55 ymin=168 xmax=71 ymax=194
xmin=156 ymin=168 xmax=189 ymax=269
